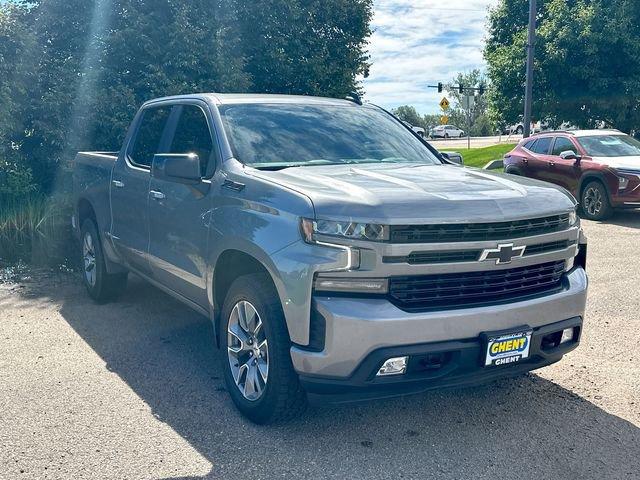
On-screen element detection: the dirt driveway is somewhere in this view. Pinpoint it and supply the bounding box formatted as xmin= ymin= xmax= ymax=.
xmin=1 ymin=214 xmax=639 ymax=479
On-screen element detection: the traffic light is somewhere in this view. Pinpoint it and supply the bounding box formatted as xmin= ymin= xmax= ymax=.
xmin=437 ymin=82 xmax=443 ymax=93
xmin=459 ymin=84 xmax=464 ymax=94
xmin=479 ymin=84 xmax=486 ymax=95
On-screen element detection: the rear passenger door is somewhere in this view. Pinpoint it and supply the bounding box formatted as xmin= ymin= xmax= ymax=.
xmin=147 ymin=102 xmax=217 ymax=307
xmin=111 ymin=105 xmax=172 ymax=275
xmin=523 ymin=136 xmax=553 ymax=182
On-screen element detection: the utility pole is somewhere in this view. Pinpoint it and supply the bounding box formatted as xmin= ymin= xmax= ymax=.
xmin=523 ymin=0 xmax=537 ymax=138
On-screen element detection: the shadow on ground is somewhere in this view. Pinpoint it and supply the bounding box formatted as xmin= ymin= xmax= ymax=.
xmin=593 ymin=209 xmax=640 ymax=229
xmin=21 ymin=274 xmax=640 ymax=479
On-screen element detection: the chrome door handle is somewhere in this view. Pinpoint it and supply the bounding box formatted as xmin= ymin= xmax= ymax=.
xmin=149 ymin=190 xmax=166 ymax=200
xmin=112 ymin=180 xmax=125 ymax=188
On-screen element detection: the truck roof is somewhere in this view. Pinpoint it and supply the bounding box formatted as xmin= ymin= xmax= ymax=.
xmin=143 ymin=93 xmax=357 ymax=107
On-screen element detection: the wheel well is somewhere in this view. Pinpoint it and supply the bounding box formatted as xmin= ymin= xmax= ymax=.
xmin=78 ymin=198 xmax=97 ymax=227
xmin=213 ymin=250 xmax=275 ymax=340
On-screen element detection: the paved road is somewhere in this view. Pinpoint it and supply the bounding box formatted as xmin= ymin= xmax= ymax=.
xmin=430 ymin=134 xmax=522 ymax=150
xmin=1 ymin=214 xmax=640 ymax=479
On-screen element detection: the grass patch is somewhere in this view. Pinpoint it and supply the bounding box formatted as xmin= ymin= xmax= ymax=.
xmin=0 ymin=194 xmax=75 ymax=266
xmin=442 ymin=143 xmax=516 ymax=169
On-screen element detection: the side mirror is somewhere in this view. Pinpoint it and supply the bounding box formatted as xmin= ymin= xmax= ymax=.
xmin=152 ymin=153 xmax=201 ymax=184
xmin=560 ymin=150 xmax=582 ymax=164
xmin=441 ymin=152 xmax=464 ymax=165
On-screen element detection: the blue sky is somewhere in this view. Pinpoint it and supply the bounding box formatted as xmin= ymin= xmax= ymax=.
xmin=363 ymin=0 xmax=499 ymax=114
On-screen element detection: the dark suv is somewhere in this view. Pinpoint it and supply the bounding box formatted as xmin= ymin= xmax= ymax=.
xmin=504 ymin=129 xmax=640 ymax=220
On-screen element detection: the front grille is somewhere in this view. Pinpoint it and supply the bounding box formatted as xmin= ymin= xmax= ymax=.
xmin=524 ymin=240 xmax=574 ymax=256
xmin=388 ymin=261 xmax=565 ymax=312
xmin=389 ymin=214 xmax=571 ymax=243
xmin=383 ymin=250 xmax=481 ymax=264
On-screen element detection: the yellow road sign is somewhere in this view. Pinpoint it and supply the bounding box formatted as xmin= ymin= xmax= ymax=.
xmin=439 ymin=97 xmax=450 ymax=110
xmin=440 ymin=115 xmax=449 ymax=125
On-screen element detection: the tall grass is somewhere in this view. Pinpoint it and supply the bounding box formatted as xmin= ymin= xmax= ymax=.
xmin=0 ymin=194 xmax=76 ymax=267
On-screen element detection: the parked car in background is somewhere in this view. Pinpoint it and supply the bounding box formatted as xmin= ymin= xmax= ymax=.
xmin=402 ymin=120 xmax=425 ymax=137
xmin=504 ymin=129 xmax=640 ymax=220
xmin=430 ymin=125 xmax=465 ymax=138
xmin=73 ymin=93 xmax=587 ymax=424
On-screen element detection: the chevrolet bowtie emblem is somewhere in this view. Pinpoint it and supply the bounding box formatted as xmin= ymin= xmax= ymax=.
xmin=479 ymin=243 xmax=526 ymax=265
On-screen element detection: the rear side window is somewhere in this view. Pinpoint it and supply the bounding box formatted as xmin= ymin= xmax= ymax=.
xmin=129 ymin=106 xmax=172 ymax=168
xmin=529 ymin=137 xmax=552 ymax=154
xmin=551 ymin=137 xmax=576 ymax=156
xmin=523 ymin=139 xmax=536 ymax=150
xmin=169 ymin=105 xmax=214 ymax=176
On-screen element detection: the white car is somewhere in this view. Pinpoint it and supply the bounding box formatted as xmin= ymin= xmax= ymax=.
xmin=430 ymin=125 xmax=465 ymax=138
xmin=402 ymin=121 xmax=425 ymax=137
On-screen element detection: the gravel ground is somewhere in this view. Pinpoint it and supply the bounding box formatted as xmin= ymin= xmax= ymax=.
xmin=1 ymin=213 xmax=639 ymax=480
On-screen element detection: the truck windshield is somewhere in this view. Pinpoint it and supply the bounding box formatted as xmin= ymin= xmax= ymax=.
xmin=218 ymin=103 xmax=442 ymax=168
xmin=578 ymin=135 xmax=640 ymax=157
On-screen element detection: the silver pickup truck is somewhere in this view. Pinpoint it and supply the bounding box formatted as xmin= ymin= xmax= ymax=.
xmin=73 ymin=94 xmax=588 ymax=424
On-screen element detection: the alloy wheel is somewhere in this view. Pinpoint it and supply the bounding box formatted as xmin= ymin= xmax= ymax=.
xmin=584 ymin=186 xmax=603 ymax=216
xmin=83 ymin=231 xmax=97 ymax=287
xmin=227 ymin=300 xmax=269 ymax=401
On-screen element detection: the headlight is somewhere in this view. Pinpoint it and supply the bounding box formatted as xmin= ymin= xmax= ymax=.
xmin=300 ymin=218 xmax=389 ymax=243
xmin=568 ymin=209 xmax=578 ymax=226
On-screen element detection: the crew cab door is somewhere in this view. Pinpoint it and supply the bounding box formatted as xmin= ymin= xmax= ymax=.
xmin=110 ymin=105 xmax=172 ymax=275
xmin=147 ymin=102 xmax=216 ymax=308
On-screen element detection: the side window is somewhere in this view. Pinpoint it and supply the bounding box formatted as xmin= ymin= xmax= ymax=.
xmin=523 ymin=139 xmax=536 ymax=151
xmin=169 ymin=105 xmax=214 ymax=176
xmin=129 ymin=106 xmax=172 ymax=168
xmin=551 ymin=137 xmax=576 ymax=156
xmin=530 ymin=137 xmax=552 ymax=154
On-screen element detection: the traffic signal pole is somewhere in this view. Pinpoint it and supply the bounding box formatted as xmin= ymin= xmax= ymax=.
xmin=523 ymin=0 xmax=537 ymax=138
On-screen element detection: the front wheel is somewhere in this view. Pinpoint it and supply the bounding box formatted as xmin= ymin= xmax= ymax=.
xmin=459 ymin=132 xmax=464 ymax=137
xmin=80 ymin=219 xmax=128 ymax=303
xmin=220 ymin=273 xmax=307 ymax=424
xmin=516 ymin=126 xmax=524 ymax=135
xmin=580 ymin=181 xmax=613 ymax=220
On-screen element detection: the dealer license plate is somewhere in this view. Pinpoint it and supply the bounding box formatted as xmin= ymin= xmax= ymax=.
xmin=484 ymin=330 xmax=532 ymax=367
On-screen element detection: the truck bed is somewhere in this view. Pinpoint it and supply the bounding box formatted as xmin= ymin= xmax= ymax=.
xmin=72 ymin=151 xmax=119 ymax=238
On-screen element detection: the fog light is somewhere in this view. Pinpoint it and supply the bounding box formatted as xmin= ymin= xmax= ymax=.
xmin=560 ymin=327 xmax=574 ymax=344
xmin=377 ymin=356 xmax=408 ymax=376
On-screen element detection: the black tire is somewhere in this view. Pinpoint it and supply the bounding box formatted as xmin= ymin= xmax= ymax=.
xmin=580 ymin=180 xmax=613 ymax=221
xmin=444 ymin=133 xmax=450 ymax=139
xmin=80 ymin=219 xmax=128 ymax=303
xmin=220 ymin=273 xmax=307 ymax=424
xmin=459 ymin=132 xmax=464 ymax=137
xmin=516 ymin=126 xmax=523 ymax=135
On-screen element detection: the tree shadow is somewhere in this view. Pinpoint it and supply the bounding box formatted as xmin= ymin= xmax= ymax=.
xmin=22 ymin=274 xmax=640 ymax=479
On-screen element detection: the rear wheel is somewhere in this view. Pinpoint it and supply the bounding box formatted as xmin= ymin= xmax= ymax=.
xmin=80 ymin=219 xmax=128 ymax=303
xmin=444 ymin=133 xmax=450 ymax=139
xmin=580 ymin=180 xmax=613 ymax=220
xmin=516 ymin=125 xmax=524 ymax=135
xmin=459 ymin=132 xmax=464 ymax=137
xmin=220 ymin=273 xmax=307 ymax=424
xmin=505 ymin=166 xmax=524 ymax=176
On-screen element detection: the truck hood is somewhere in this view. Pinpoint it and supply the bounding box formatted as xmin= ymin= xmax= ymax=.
xmin=253 ymin=163 xmax=576 ymax=224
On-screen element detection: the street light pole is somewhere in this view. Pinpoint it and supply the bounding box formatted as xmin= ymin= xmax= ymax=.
xmin=523 ymin=0 xmax=536 ymax=138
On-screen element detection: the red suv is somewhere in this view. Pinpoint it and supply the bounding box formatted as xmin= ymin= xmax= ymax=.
xmin=504 ymin=129 xmax=640 ymax=220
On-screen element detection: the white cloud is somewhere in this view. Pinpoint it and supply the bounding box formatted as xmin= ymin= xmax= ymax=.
xmin=363 ymin=0 xmax=500 ymax=114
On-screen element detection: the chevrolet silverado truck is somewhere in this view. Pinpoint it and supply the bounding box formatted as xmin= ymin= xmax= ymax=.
xmin=73 ymin=94 xmax=588 ymax=424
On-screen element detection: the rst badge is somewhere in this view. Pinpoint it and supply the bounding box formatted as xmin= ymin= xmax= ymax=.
xmin=484 ymin=330 xmax=532 ymax=366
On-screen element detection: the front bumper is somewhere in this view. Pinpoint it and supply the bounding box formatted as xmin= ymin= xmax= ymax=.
xmin=291 ymin=267 xmax=587 ymax=382
xmin=300 ymin=317 xmax=582 ymax=404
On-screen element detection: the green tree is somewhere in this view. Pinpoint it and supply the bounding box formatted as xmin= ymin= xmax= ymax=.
xmin=0 ymin=0 xmax=374 ymax=198
xmin=443 ymin=70 xmax=494 ymax=136
xmin=234 ymin=0 xmax=372 ymax=97
xmin=485 ymin=0 xmax=640 ymax=133
xmin=392 ymin=105 xmax=423 ymax=127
